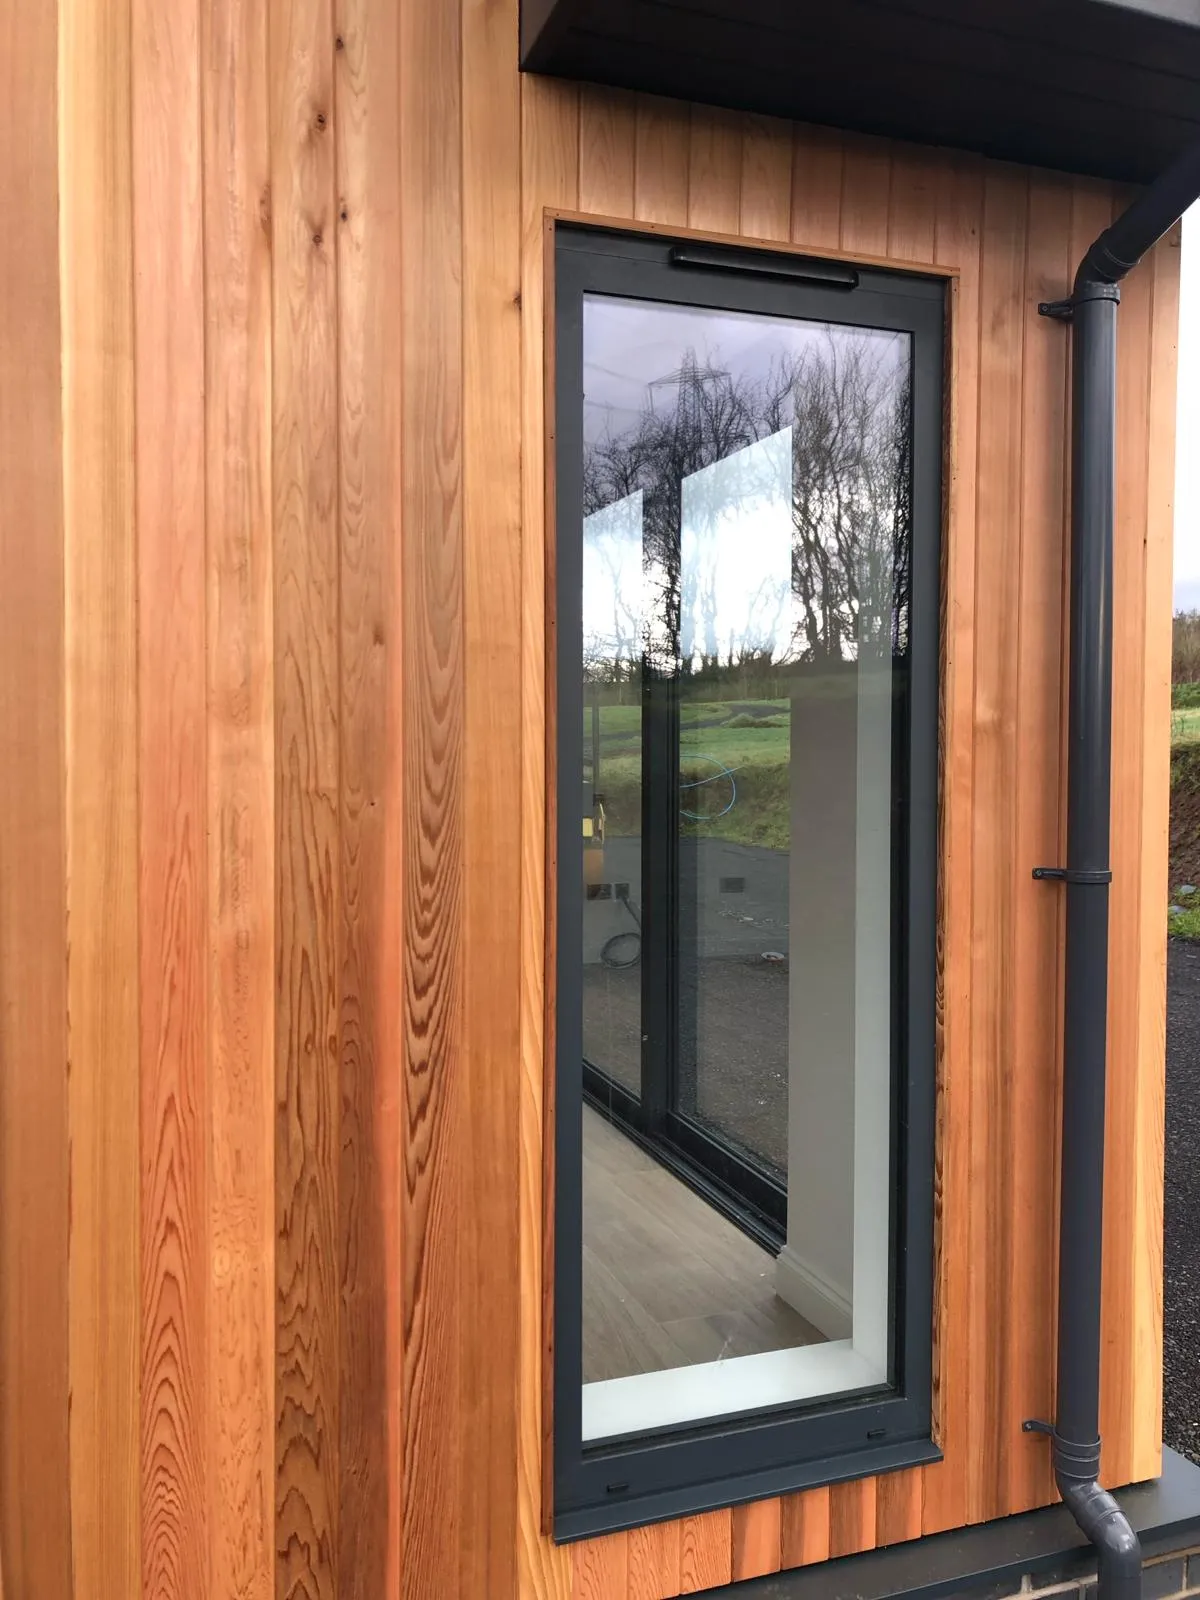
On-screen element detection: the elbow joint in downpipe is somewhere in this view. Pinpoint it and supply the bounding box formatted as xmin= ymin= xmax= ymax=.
xmin=1025 ymin=1424 xmax=1142 ymax=1600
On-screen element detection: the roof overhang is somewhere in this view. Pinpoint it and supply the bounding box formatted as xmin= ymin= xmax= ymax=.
xmin=520 ymin=0 xmax=1200 ymax=185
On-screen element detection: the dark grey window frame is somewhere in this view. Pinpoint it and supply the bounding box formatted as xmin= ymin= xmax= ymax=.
xmin=551 ymin=224 xmax=945 ymax=1542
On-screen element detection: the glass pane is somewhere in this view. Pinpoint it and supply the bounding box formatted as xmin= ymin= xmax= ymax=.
xmin=578 ymin=292 xmax=912 ymax=1441
xmin=582 ymin=492 xmax=644 ymax=1099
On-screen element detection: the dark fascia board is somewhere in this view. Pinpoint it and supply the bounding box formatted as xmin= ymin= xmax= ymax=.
xmin=700 ymin=1449 xmax=1200 ymax=1598
xmin=520 ymin=0 xmax=1200 ymax=185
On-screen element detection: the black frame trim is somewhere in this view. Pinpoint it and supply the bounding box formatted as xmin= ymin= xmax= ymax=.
xmin=553 ymin=225 xmax=945 ymax=1539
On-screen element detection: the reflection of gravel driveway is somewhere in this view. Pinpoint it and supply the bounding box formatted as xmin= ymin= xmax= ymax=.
xmin=1166 ymin=937 xmax=1200 ymax=1464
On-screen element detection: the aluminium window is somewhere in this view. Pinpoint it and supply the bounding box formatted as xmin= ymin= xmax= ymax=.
xmin=552 ymin=226 xmax=944 ymax=1539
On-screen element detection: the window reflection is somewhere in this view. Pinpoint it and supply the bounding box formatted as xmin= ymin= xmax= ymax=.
xmin=579 ymin=295 xmax=912 ymax=1440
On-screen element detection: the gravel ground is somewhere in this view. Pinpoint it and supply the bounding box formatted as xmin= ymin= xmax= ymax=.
xmin=1165 ymin=936 xmax=1200 ymax=1464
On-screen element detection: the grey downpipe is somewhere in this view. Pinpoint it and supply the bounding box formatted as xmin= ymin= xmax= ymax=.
xmin=1027 ymin=138 xmax=1200 ymax=1600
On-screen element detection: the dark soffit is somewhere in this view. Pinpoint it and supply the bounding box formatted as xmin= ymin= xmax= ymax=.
xmin=521 ymin=0 xmax=1200 ymax=185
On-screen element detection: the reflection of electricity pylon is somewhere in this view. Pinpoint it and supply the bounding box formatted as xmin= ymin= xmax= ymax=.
xmin=647 ymin=350 xmax=728 ymax=443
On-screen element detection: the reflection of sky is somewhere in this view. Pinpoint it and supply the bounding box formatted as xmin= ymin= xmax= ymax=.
xmin=582 ymin=296 xmax=906 ymax=667
xmin=679 ymin=430 xmax=793 ymax=666
xmin=582 ymin=492 xmax=642 ymax=664
xmin=581 ymin=439 xmax=799 ymax=669
xmin=583 ymin=293 xmax=904 ymax=450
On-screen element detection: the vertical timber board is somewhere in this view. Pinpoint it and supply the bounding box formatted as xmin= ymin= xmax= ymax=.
xmin=333 ymin=0 xmax=403 ymax=1592
xmin=203 ymin=0 xmax=276 ymax=1592
xmin=879 ymin=138 xmax=939 ymax=1552
xmin=1004 ymin=171 xmax=1071 ymax=1514
xmin=922 ymin=151 xmax=984 ymax=1539
xmin=633 ymin=94 xmax=690 ymax=228
xmin=133 ymin=0 xmax=209 ymax=1589
xmin=966 ymin=163 xmax=1029 ymax=1527
xmin=828 ymin=1480 xmax=878 ymax=1559
xmin=679 ymin=1510 xmax=733 ymax=1593
xmin=731 ymin=1499 xmax=782 ymax=1580
xmin=0 ymin=0 xmax=72 ymax=1592
xmin=687 ymin=106 xmax=742 ymax=234
xmin=398 ymin=0 xmax=465 ymax=1589
xmin=59 ymin=0 xmax=141 ymax=1589
xmin=790 ymin=123 xmax=843 ymax=253
xmin=739 ymin=113 xmax=792 ymax=241
xmin=780 ymin=1487 xmax=831 ymax=1570
xmin=270 ymin=0 xmax=340 ymax=1593
xmin=1103 ymin=183 xmax=1154 ymax=1488
xmin=627 ymin=1521 xmax=683 ymax=1599
xmin=462 ymin=0 xmax=523 ymax=1591
xmin=1131 ymin=227 xmax=1181 ymax=1483
xmin=574 ymin=1532 xmax=630 ymax=1599
xmin=579 ymin=85 xmax=636 ymax=217
xmin=887 ymin=145 xmax=940 ymax=265
xmin=875 ymin=1469 xmax=924 ymax=1549
xmin=839 ymin=132 xmax=892 ymax=257
xmin=518 ymin=72 xmax=577 ymax=1600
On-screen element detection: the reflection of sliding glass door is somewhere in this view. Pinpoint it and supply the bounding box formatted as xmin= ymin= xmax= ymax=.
xmin=580 ymin=285 xmax=914 ymax=1247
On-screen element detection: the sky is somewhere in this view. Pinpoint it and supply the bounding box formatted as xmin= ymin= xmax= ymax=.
xmin=1176 ymin=206 xmax=1200 ymax=613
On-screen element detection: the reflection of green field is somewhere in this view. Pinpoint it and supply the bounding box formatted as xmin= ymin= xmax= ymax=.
xmin=589 ymin=698 xmax=791 ymax=852
xmin=583 ymin=697 xmax=789 ymax=744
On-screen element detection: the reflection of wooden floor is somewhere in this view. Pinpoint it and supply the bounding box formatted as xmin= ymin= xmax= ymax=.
xmin=582 ymin=1106 xmax=822 ymax=1384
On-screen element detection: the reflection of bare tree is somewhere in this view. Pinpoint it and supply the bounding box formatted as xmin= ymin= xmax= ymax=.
xmin=583 ymin=331 xmax=912 ymax=684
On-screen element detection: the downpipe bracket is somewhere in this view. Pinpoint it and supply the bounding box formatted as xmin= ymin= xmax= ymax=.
xmin=1039 ymin=283 xmax=1122 ymax=320
xmin=1032 ymin=866 xmax=1113 ymax=884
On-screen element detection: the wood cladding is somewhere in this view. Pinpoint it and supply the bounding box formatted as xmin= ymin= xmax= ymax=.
xmin=0 ymin=0 xmax=1177 ymax=1596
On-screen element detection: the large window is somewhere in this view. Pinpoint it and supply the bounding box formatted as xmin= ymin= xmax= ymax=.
xmin=553 ymin=228 xmax=943 ymax=1538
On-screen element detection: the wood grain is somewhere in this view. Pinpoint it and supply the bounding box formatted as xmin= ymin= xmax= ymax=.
xmin=133 ymin=0 xmax=209 ymax=1589
xmin=686 ymin=106 xmax=742 ymax=233
xmin=270 ymin=0 xmax=340 ymax=1593
xmin=518 ymin=71 xmax=578 ymax=1600
xmin=579 ymin=85 xmax=636 ymax=217
xmin=1131 ymin=225 xmax=1181 ymax=1483
xmin=1004 ymin=171 xmax=1072 ymax=1514
xmin=398 ymin=0 xmax=465 ymax=1589
xmin=731 ymin=1499 xmax=782 ymax=1580
xmin=60 ymin=0 xmax=142 ymax=1590
xmin=1103 ymin=180 xmax=1154 ymax=1488
xmin=574 ymin=1532 xmax=630 ymax=1597
xmin=627 ymin=1519 xmax=682 ymax=1598
xmin=829 ymin=1479 xmax=878 ymax=1558
xmin=0 ymin=1 xmax=72 ymax=1592
xmin=780 ymin=1486 xmax=831 ymax=1568
xmin=839 ymin=132 xmax=892 ymax=256
xmin=203 ymin=0 xmax=276 ymax=1592
xmin=462 ymin=0 xmax=524 ymax=1589
xmin=633 ymin=95 xmax=690 ymax=226
xmin=875 ymin=1468 xmax=923 ymax=1549
xmin=790 ymin=124 xmax=843 ymax=252
xmin=966 ymin=162 xmax=1029 ymax=1528
xmin=887 ymin=146 xmax=940 ymax=264
xmin=739 ymin=113 xmax=792 ymax=240
xmin=679 ymin=1510 xmax=732 ymax=1593
xmin=922 ymin=149 xmax=983 ymax=1541
xmin=334 ymin=0 xmax=403 ymax=1593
